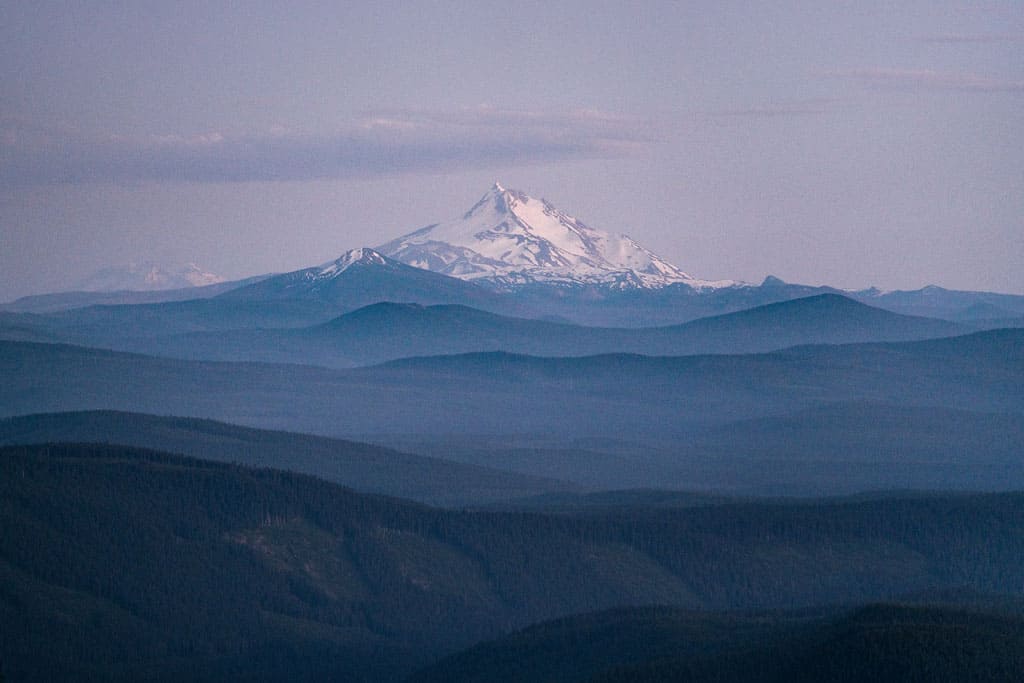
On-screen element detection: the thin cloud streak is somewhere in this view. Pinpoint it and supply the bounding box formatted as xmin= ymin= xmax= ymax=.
xmin=920 ymin=33 xmax=1024 ymax=43
xmin=702 ymin=99 xmax=840 ymax=118
xmin=0 ymin=108 xmax=650 ymax=186
xmin=823 ymin=67 xmax=1024 ymax=92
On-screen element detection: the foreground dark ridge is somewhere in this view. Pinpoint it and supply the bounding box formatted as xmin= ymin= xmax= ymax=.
xmin=3 ymin=443 xmax=1024 ymax=680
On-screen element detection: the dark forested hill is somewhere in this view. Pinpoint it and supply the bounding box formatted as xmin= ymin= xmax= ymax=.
xmin=3 ymin=443 xmax=1024 ymax=680
xmin=0 ymin=411 xmax=575 ymax=506
xmin=413 ymin=603 xmax=1024 ymax=683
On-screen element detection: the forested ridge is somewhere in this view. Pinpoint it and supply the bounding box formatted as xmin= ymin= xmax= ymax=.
xmin=3 ymin=443 xmax=1024 ymax=680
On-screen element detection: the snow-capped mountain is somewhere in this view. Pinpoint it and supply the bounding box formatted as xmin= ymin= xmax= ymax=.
xmin=75 ymin=261 xmax=224 ymax=292
xmin=377 ymin=183 xmax=737 ymax=290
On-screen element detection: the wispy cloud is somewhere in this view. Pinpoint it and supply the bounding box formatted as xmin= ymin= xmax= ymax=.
xmin=822 ymin=67 xmax=1024 ymax=92
xmin=920 ymin=33 xmax=1024 ymax=44
xmin=702 ymin=99 xmax=840 ymax=119
xmin=0 ymin=107 xmax=650 ymax=186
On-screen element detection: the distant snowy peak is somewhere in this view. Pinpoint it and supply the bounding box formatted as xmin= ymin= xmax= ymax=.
xmin=179 ymin=263 xmax=225 ymax=287
xmin=377 ymin=183 xmax=737 ymax=290
xmin=75 ymin=261 xmax=225 ymax=292
xmin=315 ymin=248 xmax=393 ymax=279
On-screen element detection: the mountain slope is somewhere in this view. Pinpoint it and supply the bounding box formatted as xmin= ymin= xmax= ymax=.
xmin=378 ymin=183 xmax=736 ymax=290
xmin=0 ymin=411 xmax=575 ymax=506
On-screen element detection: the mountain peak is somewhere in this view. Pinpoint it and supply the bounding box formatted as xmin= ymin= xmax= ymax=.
xmin=377 ymin=185 xmax=739 ymax=291
xmin=464 ymin=182 xmax=531 ymax=220
xmin=316 ymin=248 xmax=390 ymax=278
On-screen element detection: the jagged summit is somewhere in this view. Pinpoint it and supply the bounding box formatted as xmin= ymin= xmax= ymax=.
xmin=377 ymin=184 xmax=738 ymax=290
xmin=316 ymin=248 xmax=391 ymax=278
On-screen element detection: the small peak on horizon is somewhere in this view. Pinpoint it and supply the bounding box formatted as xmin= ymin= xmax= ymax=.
xmin=339 ymin=246 xmax=388 ymax=263
xmin=73 ymin=260 xmax=224 ymax=292
xmin=317 ymin=247 xmax=390 ymax=278
xmin=492 ymin=181 xmax=506 ymax=192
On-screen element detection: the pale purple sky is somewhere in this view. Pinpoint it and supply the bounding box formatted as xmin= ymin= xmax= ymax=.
xmin=2 ymin=1 xmax=1022 ymax=299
